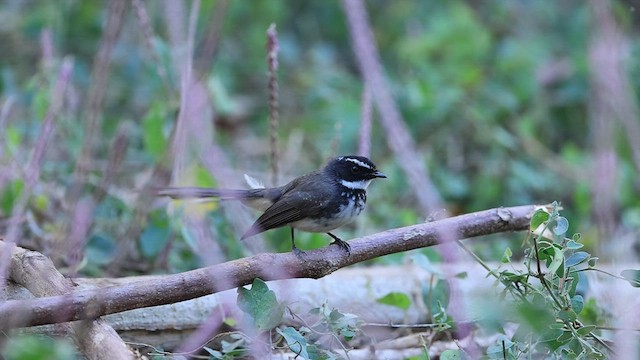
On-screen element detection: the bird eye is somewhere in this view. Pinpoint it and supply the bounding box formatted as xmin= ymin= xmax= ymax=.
xmin=351 ymin=165 xmax=359 ymax=173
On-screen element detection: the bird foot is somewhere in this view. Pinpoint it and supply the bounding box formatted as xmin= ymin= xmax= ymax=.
xmin=330 ymin=237 xmax=351 ymax=255
xmin=292 ymin=247 xmax=307 ymax=258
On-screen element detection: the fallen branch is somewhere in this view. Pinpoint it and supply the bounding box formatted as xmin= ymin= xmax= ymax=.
xmin=0 ymin=205 xmax=535 ymax=329
xmin=2 ymin=242 xmax=133 ymax=359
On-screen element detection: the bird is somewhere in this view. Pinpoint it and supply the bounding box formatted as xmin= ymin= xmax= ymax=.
xmin=157 ymin=155 xmax=386 ymax=255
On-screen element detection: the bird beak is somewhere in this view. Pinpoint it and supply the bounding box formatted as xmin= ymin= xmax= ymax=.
xmin=373 ymin=171 xmax=387 ymax=178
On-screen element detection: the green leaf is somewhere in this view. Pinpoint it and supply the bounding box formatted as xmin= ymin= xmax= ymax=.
xmin=565 ymin=252 xmax=590 ymax=268
xmin=501 ymin=247 xmax=512 ymax=263
xmin=203 ymin=346 xmax=223 ymax=359
xmin=142 ymin=101 xmax=167 ymax=159
xmin=486 ymin=336 xmax=514 ymax=358
xmin=566 ymin=274 xmax=579 ymax=298
xmin=571 ymin=294 xmax=584 ymax=314
xmin=237 ymin=278 xmax=284 ymax=331
xmin=194 ymin=164 xmax=217 ymax=188
xmin=530 ymin=209 xmax=550 ymax=230
xmin=553 ymin=216 xmax=569 ymax=236
xmin=86 ymin=234 xmax=116 ymax=266
xmin=277 ymin=327 xmax=309 ymax=360
xmin=500 ymin=270 xmax=527 ymax=284
xmin=566 ymin=240 xmax=583 ymax=250
xmin=423 ymin=279 xmax=450 ymax=319
xmin=223 ymin=317 xmax=237 ymax=327
xmin=6 ymin=126 xmax=22 ymax=154
xmin=376 ymin=292 xmax=412 ymax=310
xmin=139 ymin=224 xmax=170 ymax=258
xmin=558 ymin=309 xmax=577 ymax=322
xmin=620 ymin=269 xmax=640 ymax=287
xmin=545 ymin=245 xmax=564 ymax=277
xmin=576 ymin=325 xmax=597 ymax=336
xmin=556 ymin=330 xmax=573 ymax=343
xmin=441 ymin=349 xmax=466 ymax=360
xmin=454 ymin=271 xmax=468 ymax=279
xmin=0 ymin=179 xmax=24 ymax=215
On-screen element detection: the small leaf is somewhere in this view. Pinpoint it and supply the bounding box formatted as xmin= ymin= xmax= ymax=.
xmin=195 ymin=164 xmax=217 ymax=188
xmin=441 ymin=349 xmax=467 ymax=360
xmin=486 ymin=336 xmax=514 ymax=357
xmin=565 ymin=252 xmax=590 ymax=268
xmin=500 ymin=271 xmax=527 ymax=283
xmin=223 ymin=317 xmax=237 ymax=327
xmin=571 ymin=295 xmax=584 ymax=314
xmin=423 ymin=279 xmax=450 ymax=316
xmin=203 ymin=347 xmax=223 ymax=359
xmin=530 ymin=209 xmax=550 ymax=230
xmin=502 ymin=247 xmax=512 ymax=263
xmin=558 ymin=309 xmax=577 ymax=322
xmin=556 ymin=330 xmax=573 ymax=343
xmin=621 ymin=269 xmax=640 ymax=288
xmin=277 ymin=327 xmax=309 ymax=359
xmin=0 ymin=179 xmax=24 ymax=215
xmin=576 ymin=325 xmax=597 ymax=336
xmin=454 ymin=271 xmax=468 ymax=279
xmin=221 ymin=338 xmax=244 ymax=353
xmin=142 ymin=102 xmax=168 ymax=159
xmin=6 ymin=126 xmax=22 ymax=154
xmin=588 ymin=257 xmax=599 ymax=268
xmin=545 ymin=246 xmax=564 ymax=277
xmin=376 ymin=292 xmax=412 ymax=310
xmin=140 ymin=225 xmax=170 ymax=258
xmin=329 ymin=309 xmax=343 ymax=321
xmin=237 ymin=278 xmax=284 ymax=331
xmin=553 ymin=216 xmax=569 ymax=236
xmin=566 ymin=240 xmax=583 ymax=250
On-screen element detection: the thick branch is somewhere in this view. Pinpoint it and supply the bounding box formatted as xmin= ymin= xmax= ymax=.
xmin=0 ymin=205 xmax=535 ymax=329
xmin=3 ymin=242 xmax=133 ymax=359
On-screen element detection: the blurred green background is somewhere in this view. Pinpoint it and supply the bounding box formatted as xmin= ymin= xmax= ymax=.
xmin=0 ymin=0 xmax=638 ymax=275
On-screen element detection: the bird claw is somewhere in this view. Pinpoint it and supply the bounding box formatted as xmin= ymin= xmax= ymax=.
xmin=292 ymin=247 xmax=307 ymax=258
xmin=331 ymin=238 xmax=351 ymax=255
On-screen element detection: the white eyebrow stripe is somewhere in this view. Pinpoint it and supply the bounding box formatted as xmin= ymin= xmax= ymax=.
xmin=343 ymin=158 xmax=372 ymax=169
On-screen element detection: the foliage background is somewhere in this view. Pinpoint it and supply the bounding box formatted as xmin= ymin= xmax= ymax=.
xmin=0 ymin=0 xmax=639 ymax=357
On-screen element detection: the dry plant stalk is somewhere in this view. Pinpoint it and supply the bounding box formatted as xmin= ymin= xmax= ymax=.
xmin=267 ymin=23 xmax=280 ymax=186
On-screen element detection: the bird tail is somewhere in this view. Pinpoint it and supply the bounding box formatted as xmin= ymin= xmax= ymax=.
xmin=156 ymin=187 xmax=252 ymax=200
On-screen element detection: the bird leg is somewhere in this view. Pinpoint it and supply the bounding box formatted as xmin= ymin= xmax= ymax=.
xmin=290 ymin=227 xmax=305 ymax=257
xmin=327 ymin=232 xmax=351 ymax=254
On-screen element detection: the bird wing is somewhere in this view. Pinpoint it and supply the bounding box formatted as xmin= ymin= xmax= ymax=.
xmin=241 ymin=188 xmax=330 ymax=239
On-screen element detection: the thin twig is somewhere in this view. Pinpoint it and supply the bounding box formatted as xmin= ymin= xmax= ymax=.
xmin=73 ymin=0 xmax=127 ymax=197
xmin=194 ymin=0 xmax=230 ymax=78
xmin=358 ymin=84 xmax=372 ymax=157
xmin=131 ymin=0 xmax=175 ymax=97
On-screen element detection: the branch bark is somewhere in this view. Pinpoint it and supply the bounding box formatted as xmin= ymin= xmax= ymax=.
xmin=0 ymin=205 xmax=536 ymax=329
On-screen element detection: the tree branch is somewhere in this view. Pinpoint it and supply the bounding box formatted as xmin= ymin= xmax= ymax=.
xmin=0 ymin=205 xmax=536 ymax=329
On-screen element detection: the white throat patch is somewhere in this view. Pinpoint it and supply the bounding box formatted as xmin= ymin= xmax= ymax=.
xmin=340 ymin=179 xmax=372 ymax=190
